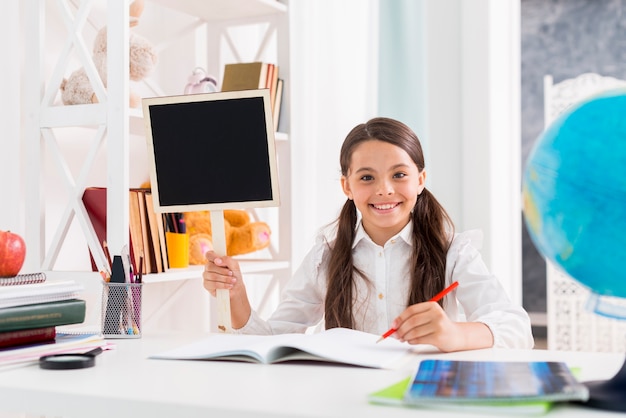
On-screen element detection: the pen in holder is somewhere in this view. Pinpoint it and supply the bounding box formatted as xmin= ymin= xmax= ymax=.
xmin=101 ymin=281 xmax=142 ymax=339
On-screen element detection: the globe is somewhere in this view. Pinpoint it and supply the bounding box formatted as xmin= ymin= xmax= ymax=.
xmin=522 ymin=89 xmax=626 ymax=412
xmin=523 ymin=89 xmax=626 ymax=300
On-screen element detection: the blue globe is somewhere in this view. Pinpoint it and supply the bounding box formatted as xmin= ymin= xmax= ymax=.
xmin=522 ymin=89 xmax=626 ymax=302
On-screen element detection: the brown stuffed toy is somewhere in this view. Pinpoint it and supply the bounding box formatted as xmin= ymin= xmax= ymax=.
xmin=186 ymin=210 xmax=271 ymax=264
xmin=60 ymin=0 xmax=158 ymax=108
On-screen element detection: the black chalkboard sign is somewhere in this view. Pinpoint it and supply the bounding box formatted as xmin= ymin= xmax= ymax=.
xmin=142 ymin=89 xmax=280 ymax=212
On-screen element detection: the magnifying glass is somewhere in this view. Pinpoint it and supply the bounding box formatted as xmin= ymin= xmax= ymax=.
xmin=39 ymin=347 xmax=103 ymax=370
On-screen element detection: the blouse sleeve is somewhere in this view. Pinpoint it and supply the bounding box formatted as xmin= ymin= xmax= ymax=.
xmin=234 ymin=235 xmax=328 ymax=335
xmin=448 ymin=230 xmax=535 ymax=349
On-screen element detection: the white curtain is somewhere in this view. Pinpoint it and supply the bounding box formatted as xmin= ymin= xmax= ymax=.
xmin=289 ymin=0 xmax=379 ymax=267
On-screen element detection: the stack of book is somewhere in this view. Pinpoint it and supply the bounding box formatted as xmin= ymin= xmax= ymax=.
xmin=83 ymin=186 xmax=169 ymax=275
xmin=221 ymin=61 xmax=284 ymax=131
xmin=0 ymin=274 xmax=87 ymax=351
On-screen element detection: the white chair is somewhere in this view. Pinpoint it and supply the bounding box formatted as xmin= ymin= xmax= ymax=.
xmin=543 ymin=73 xmax=626 ymax=352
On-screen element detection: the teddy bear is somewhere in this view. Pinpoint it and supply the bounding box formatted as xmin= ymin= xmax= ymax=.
xmin=60 ymin=0 xmax=157 ymax=108
xmin=185 ymin=210 xmax=272 ymax=264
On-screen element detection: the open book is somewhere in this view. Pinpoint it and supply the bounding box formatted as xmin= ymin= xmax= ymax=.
xmin=150 ymin=328 xmax=411 ymax=369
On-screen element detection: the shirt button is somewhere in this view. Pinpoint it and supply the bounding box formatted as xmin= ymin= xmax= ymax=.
xmin=378 ymin=252 xmax=383 ymax=257
xmin=378 ymin=293 xmax=384 ymax=300
xmin=391 ymin=239 xmax=396 ymax=244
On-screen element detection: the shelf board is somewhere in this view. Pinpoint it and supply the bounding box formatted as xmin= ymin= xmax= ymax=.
xmin=150 ymin=0 xmax=286 ymax=22
xmin=142 ymin=260 xmax=289 ymax=284
xmin=41 ymin=104 xmax=107 ymax=128
xmin=41 ymin=259 xmax=289 ymax=285
xmin=41 ymin=104 xmax=282 ymax=139
xmin=41 ymin=104 xmax=143 ymax=130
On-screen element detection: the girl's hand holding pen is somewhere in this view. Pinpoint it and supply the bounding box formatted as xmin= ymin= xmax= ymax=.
xmin=391 ymin=302 xmax=465 ymax=352
xmin=383 ymin=281 xmax=493 ymax=352
xmin=391 ymin=303 xmax=495 ymax=353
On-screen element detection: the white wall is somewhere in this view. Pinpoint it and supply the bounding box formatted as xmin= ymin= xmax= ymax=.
xmin=289 ymin=0 xmax=380 ymax=267
xmin=0 ymin=1 xmax=22 ymax=237
xmin=424 ymin=0 xmax=522 ymax=304
xmin=459 ymin=0 xmax=522 ymax=303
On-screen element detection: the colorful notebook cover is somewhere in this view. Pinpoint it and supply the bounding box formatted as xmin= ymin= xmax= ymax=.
xmin=404 ymin=360 xmax=588 ymax=404
xmin=368 ymin=375 xmax=552 ymax=415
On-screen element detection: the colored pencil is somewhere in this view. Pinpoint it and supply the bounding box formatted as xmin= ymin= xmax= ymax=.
xmin=376 ymin=281 xmax=459 ymax=343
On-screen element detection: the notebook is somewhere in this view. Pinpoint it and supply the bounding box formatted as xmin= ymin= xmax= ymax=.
xmin=0 ymin=333 xmax=110 ymax=370
xmin=0 ymin=272 xmax=46 ymax=286
xmin=404 ymin=359 xmax=588 ymax=405
xmin=0 ymin=280 xmax=83 ymax=309
xmin=368 ymin=375 xmax=552 ymax=415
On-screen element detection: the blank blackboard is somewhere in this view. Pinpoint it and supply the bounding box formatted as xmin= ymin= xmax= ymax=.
xmin=142 ymin=89 xmax=280 ymax=213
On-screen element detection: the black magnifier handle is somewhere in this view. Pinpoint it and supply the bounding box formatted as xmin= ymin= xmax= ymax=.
xmin=83 ymin=347 xmax=103 ymax=357
xmin=39 ymin=346 xmax=104 ymax=370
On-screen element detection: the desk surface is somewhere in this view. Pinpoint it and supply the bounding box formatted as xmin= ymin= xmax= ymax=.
xmin=0 ymin=332 xmax=624 ymax=418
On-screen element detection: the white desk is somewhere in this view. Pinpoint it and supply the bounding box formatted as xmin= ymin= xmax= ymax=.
xmin=0 ymin=332 xmax=623 ymax=418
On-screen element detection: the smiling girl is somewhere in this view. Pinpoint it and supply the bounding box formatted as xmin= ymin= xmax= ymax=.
xmin=203 ymin=117 xmax=533 ymax=352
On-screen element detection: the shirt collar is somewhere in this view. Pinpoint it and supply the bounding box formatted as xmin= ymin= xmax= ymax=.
xmin=352 ymin=220 xmax=413 ymax=249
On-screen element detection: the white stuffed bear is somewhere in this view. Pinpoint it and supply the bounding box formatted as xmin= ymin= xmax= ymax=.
xmin=60 ymin=0 xmax=157 ymax=108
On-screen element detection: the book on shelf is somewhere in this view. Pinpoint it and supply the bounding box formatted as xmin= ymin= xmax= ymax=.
xmin=0 ymin=299 xmax=86 ymax=333
xmin=266 ymin=63 xmax=279 ymax=113
xmin=221 ymin=61 xmax=269 ymax=92
xmin=0 ymin=326 xmax=56 ymax=349
xmin=0 ymin=280 xmax=83 ymax=309
xmin=151 ymin=328 xmax=411 ymax=369
xmin=378 ymin=359 xmax=589 ymax=414
xmin=0 ymin=272 xmax=46 ymax=286
xmin=83 ymin=186 xmax=168 ymax=275
xmin=273 ymin=78 xmax=284 ymax=132
xmin=133 ymin=188 xmax=168 ymax=274
xmin=82 ymin=186 xmax=137 ymax=273
xmin=138 ymin=189 xmax=152 ymax=273
xmin=145 ymin=190 xmax=168 ymax=271
xmin=221 ymin=61 xmax=281 ymax=124
xmin=128 ymin=188 xmax=146 ymax=274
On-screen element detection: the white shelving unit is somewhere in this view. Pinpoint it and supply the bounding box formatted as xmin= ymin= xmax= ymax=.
xmin=23 ymin=0 xmax=291 ymax=330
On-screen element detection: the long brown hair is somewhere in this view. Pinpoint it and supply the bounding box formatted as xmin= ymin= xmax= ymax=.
xmin=324 ymin=117 xmax=454 ymax=329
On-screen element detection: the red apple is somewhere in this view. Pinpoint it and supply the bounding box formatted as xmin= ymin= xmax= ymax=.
xmin=0 ymin=230 xmax=26 ymax=277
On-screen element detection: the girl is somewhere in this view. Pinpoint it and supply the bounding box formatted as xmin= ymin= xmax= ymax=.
xmin=203 ymin=117 xmax=534 ymax=352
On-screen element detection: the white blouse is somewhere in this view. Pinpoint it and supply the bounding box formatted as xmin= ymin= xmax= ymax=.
xmin=237 ymin=221 xmax=534 ymax=349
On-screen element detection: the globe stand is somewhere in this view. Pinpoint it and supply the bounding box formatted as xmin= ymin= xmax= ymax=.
xmin=574 ymin=356 xmax=626 ymax=412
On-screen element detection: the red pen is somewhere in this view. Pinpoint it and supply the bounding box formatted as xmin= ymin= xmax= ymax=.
xmin=376 ymin=281 xmax=459 ymax=343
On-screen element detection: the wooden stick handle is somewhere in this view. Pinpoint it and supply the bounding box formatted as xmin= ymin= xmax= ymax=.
xmin=210 ymin=210 xmax=231 ymax=333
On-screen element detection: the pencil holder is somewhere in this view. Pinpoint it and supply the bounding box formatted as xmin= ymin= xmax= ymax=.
xmin=166 ymin=232 xmax=189 ymax=268
xmin=101 ymin=281 xmax=142 ymax=339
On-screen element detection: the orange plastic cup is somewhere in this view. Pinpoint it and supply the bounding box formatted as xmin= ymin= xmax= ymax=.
xmin=166 ymin=232 xmax=189 ymax=268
